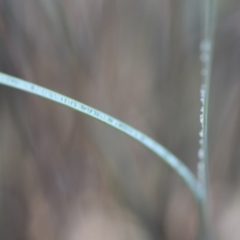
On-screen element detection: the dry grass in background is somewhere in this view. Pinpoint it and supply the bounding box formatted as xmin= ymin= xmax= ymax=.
xmin=0 ymin=0 xmax=240 ymax=239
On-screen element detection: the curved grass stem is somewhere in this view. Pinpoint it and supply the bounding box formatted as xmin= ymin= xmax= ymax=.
xmin=0 ymin=72 xmax=200 ymax=201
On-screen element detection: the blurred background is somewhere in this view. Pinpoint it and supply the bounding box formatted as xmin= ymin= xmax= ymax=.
xmin=0 ymin=0 xmax=240 ymax=239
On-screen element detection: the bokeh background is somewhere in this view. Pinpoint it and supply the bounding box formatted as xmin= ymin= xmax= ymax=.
xmin=0 ymin=0 xmax=240 ymax=239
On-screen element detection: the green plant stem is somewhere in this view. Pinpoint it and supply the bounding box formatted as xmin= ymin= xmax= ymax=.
xmin=199 ymin=0 xmax=217 ymax=239
xmin=0 ymin=72 xmax=200 ymax=202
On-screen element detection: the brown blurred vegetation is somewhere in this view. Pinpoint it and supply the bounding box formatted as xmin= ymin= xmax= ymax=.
xmin=0 ymin=0 xmax=240 ymax=239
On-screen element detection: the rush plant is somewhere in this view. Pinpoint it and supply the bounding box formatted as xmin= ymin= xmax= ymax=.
xmin=0 ymin=0 xmax=217 ymax=239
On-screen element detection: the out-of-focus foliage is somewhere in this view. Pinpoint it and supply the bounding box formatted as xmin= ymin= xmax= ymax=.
xmin=0 ymin=0 xmax=240 ymax=239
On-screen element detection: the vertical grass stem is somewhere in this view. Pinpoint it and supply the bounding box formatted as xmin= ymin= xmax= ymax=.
xmin=199 ymin=0 xmax=217 ymax=239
